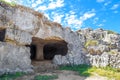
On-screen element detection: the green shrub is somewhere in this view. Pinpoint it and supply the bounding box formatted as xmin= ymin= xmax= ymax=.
xmin=59 ymin=65 xmax=120 ymax=80
xmin=59 ymin=64 xmax=91 ymax=76
xmin=107 ymin=30 xmax=116 ymax=34
xmin=34 ymin=75 xmax=58 ymax=80
xmin=0 ymin=72 xmax=25 ymax=80
xmin=0 ymin=0 xmax=17 ymax=6
xmin=85 ymin=40 xmax=98 ymax=47
xmin=109 ymin=50 xmax=118 ymax=54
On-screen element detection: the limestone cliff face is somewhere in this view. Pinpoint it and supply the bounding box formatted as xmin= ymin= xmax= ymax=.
xmin=0 ymin=1 xmax=87 ymax=74
xmin=0 ymin=42 xmax=31 ymax=74
xmin=78 ymin=28 xmax=120 ymax=68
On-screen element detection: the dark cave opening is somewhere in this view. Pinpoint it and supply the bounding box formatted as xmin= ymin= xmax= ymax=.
xmin=43 ymin=41 xmax=68 ymax=60
xmin=0 ymin=29 xmax=6 ymax=42
xmin=30 ymin=44 xmax=37 ymax=60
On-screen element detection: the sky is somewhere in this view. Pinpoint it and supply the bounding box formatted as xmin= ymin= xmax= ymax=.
xmin=4 ymin=0 xmax=120 ymax=33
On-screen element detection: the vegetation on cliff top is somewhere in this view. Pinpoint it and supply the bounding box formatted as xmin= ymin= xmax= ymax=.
xmin=0 ymin=0 xmax=17 ymax=6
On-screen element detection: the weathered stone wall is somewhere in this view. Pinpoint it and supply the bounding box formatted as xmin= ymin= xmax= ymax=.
xmin=87 ymin=52 xmax=120 ymax=68
xmin=0 ymin=42 xmax=32 ymax=75
xmin=78 ymin=28 xmax=120 ymax=68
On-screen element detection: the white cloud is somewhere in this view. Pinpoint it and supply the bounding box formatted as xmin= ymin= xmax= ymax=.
xmin=51 ymin=12 xmax=64 ymax=23
xmin=104 ymin=1 xmax=111 ymax=6
xmin=111 ymin=4 xmax=119 ymax=10
xmin=65 ymin=14 xmax=82 ymax=26
xmin=63 ymin=10 xmax=96 ymax=30
xmin=93 ymin=17 xmax=99 ymax=24
xmin=36 ymin=6 xmax=48 ymax=11
xmin=98 ymin=24 xmax=104 ymax=27
xmin=113 ymin=11 xmax=119 ymax=13
xmin=102 ymin=19 xmax=106 ymax=22
xmin=32 ymin=0 xmax=43 ymax=8
xmin=96 ymin=0 xmax=104 ymax=3
xmin=35 ymin=0 xmax=64 ymax=11
xmin=80 ymin=12 xmax=95 ymax=21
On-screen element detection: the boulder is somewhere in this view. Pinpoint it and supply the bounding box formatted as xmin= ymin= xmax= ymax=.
xmin=0 ymin=42 xmax=32 ymax=75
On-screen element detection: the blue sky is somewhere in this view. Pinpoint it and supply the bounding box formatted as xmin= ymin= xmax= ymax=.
xmin=5 ymin=0 xmax=120 ymax=33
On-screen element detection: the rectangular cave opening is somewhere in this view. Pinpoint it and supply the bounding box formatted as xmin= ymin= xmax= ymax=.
xmin=29 ymin=37 xmax=68 ymax=63
xmin=43 ymin=41 xmax=68 ymax=60
xmin=0 ymin=29 xmax=6 ymax=42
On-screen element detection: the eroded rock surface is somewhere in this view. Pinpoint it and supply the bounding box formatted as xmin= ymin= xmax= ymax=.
xmin=78 ymin=28 xmax=120 ymax=68
xmin=0 ymin=42 xmax=32 ymax=75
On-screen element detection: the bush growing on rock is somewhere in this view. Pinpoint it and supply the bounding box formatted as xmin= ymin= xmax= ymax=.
xmin=85 ymin=40 xmax=98 ymax=48
xmin=109 ymin=49 xmax=118 ymax=54
xmin=107 ymin=30 xmax=116 ymax=34
xmin=0 ymin=0 xmax=17 ymax=6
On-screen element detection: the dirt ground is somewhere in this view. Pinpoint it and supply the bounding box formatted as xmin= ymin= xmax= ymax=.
xmin=15 ymin=70 xmax=108 ymax=80
xmin=15 ymin=61 xmax=108 ymax=80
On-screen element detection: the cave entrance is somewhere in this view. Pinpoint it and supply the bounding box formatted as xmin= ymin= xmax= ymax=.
xmin=30 ymin=44 xmax=36 ymax=60
xmin=0 ymin=29 xmax=6 ymax=42
xmin=43 ymin=40 xmax=68 ymax=60
xmin=30 ymin=37 xmax=68 ymax=61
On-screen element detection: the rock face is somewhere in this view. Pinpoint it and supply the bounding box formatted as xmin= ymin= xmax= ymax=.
xmin=78 ymin=28 xmax=120 ymax=68
xmin=0 ymin=1 xmax=120 ymax=74
xmin=6 ymin=28 xmax=32 ymax=45
xmin=0 ymin=42 xmax=32 ymax=74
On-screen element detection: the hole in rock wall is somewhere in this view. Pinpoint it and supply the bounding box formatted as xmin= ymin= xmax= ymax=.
xmin=43 ymin=41 xmax=68 ymax=60
xmin=30 ymin=45 xmax=37 ymax=60
xmin=30 ymin=37 xmax=68 ymax=61
xmin=0 ymin=29 xmax=6 ymax=41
